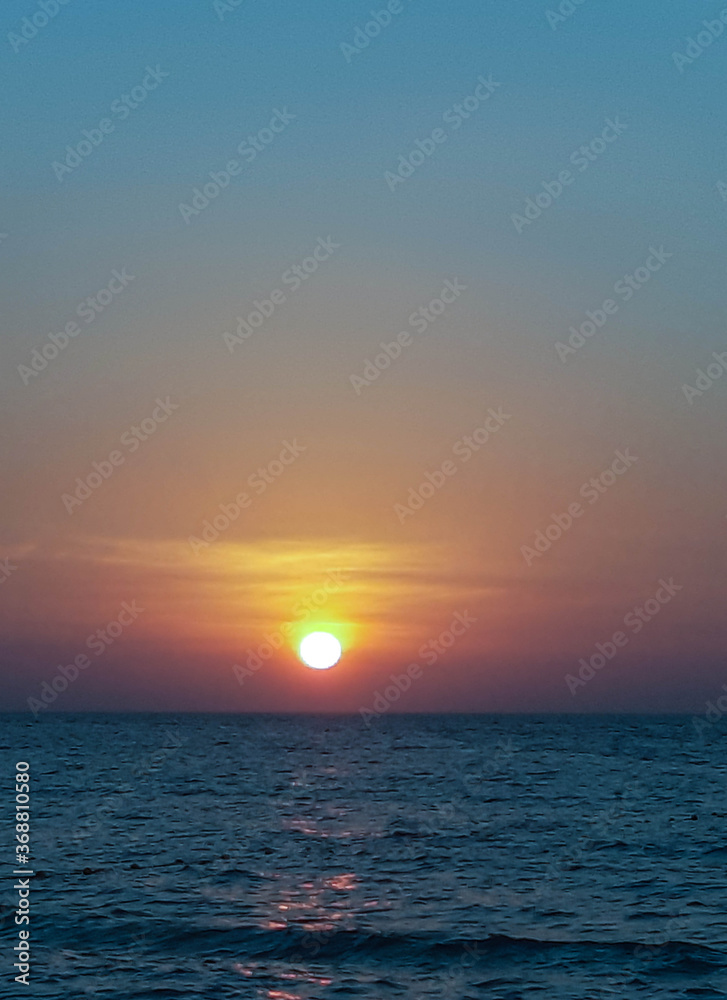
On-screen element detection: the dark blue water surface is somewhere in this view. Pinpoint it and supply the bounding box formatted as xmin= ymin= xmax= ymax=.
xmin=1 ymin=714 xmax=726 ymax=999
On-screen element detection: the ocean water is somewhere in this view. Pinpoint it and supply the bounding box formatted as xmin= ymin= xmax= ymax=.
xmin=2 ymin=713 xmax=726 ymax=999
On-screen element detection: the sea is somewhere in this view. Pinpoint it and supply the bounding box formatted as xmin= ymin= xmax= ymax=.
xmin=2 ymin=713 xmax=726 ymax=999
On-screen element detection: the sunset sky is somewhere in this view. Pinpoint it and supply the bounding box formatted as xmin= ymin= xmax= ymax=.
xmin=2 ymin=0 xmax=726 ymax=713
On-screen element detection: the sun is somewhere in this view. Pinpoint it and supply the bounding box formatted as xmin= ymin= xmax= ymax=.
xmin=299 ymin=631 xmax=342 ymax=670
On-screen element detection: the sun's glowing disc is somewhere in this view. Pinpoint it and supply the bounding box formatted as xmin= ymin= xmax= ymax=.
xmin=299 ymin=632 xmax=342 ymax=670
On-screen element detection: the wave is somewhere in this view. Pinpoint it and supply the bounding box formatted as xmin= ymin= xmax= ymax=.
xmin=35 ymin=916 xmax=727 ymax=970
